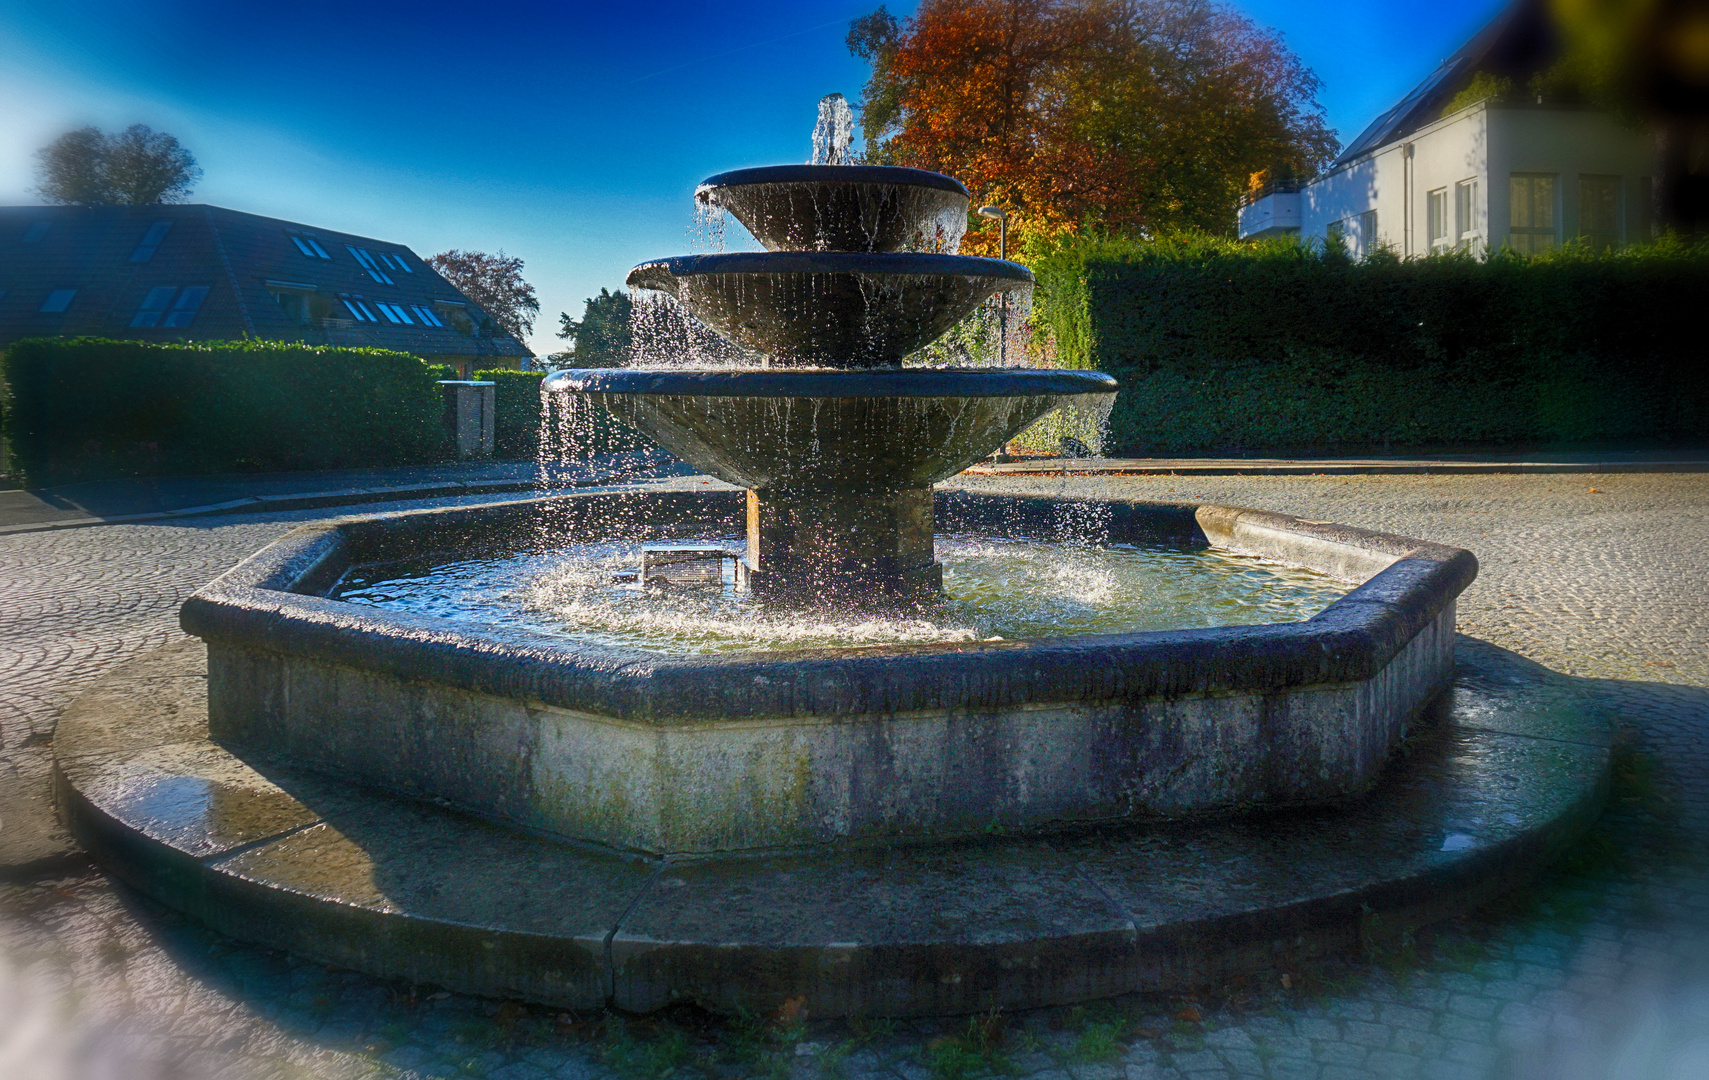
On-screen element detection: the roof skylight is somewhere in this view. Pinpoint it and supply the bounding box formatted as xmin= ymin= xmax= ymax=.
xmin=163 ymin=285 xmax=209 ymax=328
xmin=291 ymin=234 xmax=331 ymax=259
xmin=347 ymin=246 xmax=395 ymax=284
xmin=130 ymin=221 xmax=172 ymax=263
xmin=39 ymin=288 xmax=75 ymax=313
xmin=131 ymin=285 xmax=179 ymax=327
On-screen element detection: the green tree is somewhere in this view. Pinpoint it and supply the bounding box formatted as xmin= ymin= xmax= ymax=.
xmin=556 ymin=288 xmax=633 ymax=367
xmin=35 ymin=124 xmax=202 ymax=205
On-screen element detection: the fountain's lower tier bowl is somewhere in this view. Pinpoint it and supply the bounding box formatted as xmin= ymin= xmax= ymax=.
xmin=182 ymin=490 xmax=1475 ymax=856
xmin=541 ymin=368 xmax=1118 ymax=490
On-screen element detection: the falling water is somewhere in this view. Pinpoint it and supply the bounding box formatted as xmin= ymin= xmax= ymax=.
xmin=809 ymin=93 xmax=855 ymax=166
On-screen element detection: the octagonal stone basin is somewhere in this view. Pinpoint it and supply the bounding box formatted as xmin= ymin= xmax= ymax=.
xmin=541 ymin=368 xmax=1117 ymax=490
xmin=695 ymin=164 xmax=971 ymax=253
xmin=624 ymin=253 xmax=1033 ymax=366
xmin=181 ymin=490 xmax=1474 ymax=856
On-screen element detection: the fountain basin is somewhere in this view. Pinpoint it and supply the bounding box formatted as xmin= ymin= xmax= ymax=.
xmin=180 ymin=489 xmax=1475 ymax=855
xmin=624 ymin=253 xmax=1033 ymax=366
xmin=695 ymin=164 xmax=971 ymax=253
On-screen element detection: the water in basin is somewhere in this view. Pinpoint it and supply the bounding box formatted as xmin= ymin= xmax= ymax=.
xmin=331 ymin=535 xmax=1350 ymax=656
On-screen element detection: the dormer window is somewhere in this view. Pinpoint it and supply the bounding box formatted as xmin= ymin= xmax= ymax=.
xmin=290 ymin=233 xmax=331 ymax=259
xmin=130 ymin=221 xmax=172 ymax=262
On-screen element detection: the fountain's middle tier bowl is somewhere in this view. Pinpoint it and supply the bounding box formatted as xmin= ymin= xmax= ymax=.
xmin=544 ymin=367 xmax=1117 ymax=490
xmin=625 ymin=252 xmax=1033 ymax=367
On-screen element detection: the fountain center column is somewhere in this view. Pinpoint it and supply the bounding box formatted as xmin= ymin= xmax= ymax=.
xmin=745 ymin=485 xmax=941 ymax=602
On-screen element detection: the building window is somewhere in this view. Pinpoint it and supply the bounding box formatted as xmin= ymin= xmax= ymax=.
xmin=290 ymin=233 xmax=331 ymax=259
xmin=1510 ymin=174 xmax=1557 ymax=254
xmin=39 ymin=289 xmax=76 ymax=313
xmin=410 ymin=305 xmax=445 ymax=327
xmin=386 ymin=252 xmax=414 ymax=273
xmin=162 ymin=286 xmax=209 ymax=327
xmin=131 ymin=285 xmax=179 ymax=327
xmin=1634 ymin=177 xmax=1653 ymax=240
xmin=1455 ymin=179 xmax=1480 ymax=249
xmin=22 ymin=221 xmax=50 ymax=243
xmin=375 ymin=302 xmax=414 ymax=324
xmin=1580 ymin=175 xmax=1621 ymax=250
xmin=1427 ymin=188 xmax=1450 ymax=253
xmin=130 ymin=221 xmax=172 ymax=262
xmin=346 ymin=246 xmax=395 ymax=284
xmin=1358 ymin=210 xmax=1378 ymax=257
xmin=342 ymin=298 xmax=378 ymax=322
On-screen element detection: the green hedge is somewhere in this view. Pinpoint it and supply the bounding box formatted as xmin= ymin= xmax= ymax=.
xmin=2 ymin=339 xmax=451 ymax=485
xmin=1031 ymin=234 xmax=1709 ymax=455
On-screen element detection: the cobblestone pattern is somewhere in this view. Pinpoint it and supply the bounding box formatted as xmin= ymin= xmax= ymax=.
xmin=2 ymin=474 xmax=1707 ymax=1079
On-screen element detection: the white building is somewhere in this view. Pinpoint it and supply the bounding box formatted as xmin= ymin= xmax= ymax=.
xmin=1239 ymin=1 xmax=1655 ymax=256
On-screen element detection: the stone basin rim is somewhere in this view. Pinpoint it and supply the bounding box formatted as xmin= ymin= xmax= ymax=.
xmin=541 ymin=367 xmax=1119 ymax=399
xmin=179 ymin=490 xmax=1479 ymax=726
xmin=695 ymin=164 xmax=971 ymax=199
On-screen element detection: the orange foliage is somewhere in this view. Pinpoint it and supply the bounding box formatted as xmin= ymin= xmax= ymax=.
xmin=851 ymin=0 xmax=1338 ymax=253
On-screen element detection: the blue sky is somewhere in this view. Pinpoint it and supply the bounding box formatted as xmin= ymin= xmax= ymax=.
xmin=1 ymin=0 xmax=1505 ymax=355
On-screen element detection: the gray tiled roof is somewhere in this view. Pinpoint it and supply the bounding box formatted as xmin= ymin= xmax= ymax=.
xmin=0 ymin=204 xmax=531 ymax=360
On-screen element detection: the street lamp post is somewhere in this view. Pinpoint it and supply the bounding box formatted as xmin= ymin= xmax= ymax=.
xmin=978 ymin=206 xmax=1007 ymax=366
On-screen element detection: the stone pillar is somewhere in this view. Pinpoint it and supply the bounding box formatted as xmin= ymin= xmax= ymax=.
xmin=438 ymin=380 xmax=496 ymax=459
xmin=745 ymin=485 xmax=941 ymax=604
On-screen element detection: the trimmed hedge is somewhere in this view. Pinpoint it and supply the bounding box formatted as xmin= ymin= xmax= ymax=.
xmin=2 ymin=339 xmax=451 ymax=485
xmin=1031 ymin=234 xmax=1709 ymax=455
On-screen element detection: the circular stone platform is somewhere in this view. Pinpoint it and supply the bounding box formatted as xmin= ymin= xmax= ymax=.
xmin=53 ymin=635 xmax=1608 ymax=1018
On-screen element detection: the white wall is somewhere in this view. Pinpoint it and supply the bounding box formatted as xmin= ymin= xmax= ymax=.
xmin=1294 ymin=102 xmax=1653 ymax=256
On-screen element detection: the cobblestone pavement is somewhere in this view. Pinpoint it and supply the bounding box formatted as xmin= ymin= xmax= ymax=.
xmin=2 ymin=474 xmax=1707 ymax=1080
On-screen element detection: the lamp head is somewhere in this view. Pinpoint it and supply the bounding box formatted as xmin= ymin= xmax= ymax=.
xmin=977 ymin=205 xmax=1005 ymax=220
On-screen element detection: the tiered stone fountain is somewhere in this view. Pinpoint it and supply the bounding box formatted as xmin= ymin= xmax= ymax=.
xmin=546 ymin=162 xmax=1115 ymax=602
xmin=49 ymin=141 xmax=1608 ymax=1020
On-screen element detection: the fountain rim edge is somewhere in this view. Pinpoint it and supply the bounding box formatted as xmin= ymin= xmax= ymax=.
xmin=695 ymin=164 xmax=971 ymax=199
xmin=540 ymin=367 xmax=1118 ymax=398
xmin=625 ymin=251 xmax=1035 ymax=287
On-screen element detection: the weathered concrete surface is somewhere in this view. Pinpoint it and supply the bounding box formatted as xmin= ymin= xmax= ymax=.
xmin=53 ymin=629 xmax=1605 ymax=1018
xmin=182 ymin=492 xmax=1472 ymax=853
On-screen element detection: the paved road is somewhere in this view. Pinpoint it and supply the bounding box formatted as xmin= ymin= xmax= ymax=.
xmin=1 ymin=472 xmax=1706 ymax=1079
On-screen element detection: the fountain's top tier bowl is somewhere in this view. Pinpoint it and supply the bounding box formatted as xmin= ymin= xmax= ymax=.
xmin=696 ymin=164 xmax=970 ymax=253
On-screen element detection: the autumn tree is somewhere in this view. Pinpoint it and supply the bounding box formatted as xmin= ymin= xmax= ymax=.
xmin=557 ymin=288 xmax=633 ymax=366
xmin=35 ymin=124 xmax=202 ymax=205
xmin=428 ymin=250 xmax=540 ymax=342
xmin=849 ymin=0 xmax=1338 ymax=250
